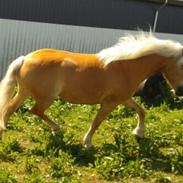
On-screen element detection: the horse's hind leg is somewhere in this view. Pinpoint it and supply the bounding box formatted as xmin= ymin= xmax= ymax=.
xmin=124 ymin=98 xmax=145 ymax=141
xmin=31 ymin=98 xmax=60 ymax=134
xmin=0 ymin=89 xmax=26 ymax=138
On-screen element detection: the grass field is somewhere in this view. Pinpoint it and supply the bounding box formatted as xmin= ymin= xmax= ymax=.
xmin=0 ymin=90 xmax=183 ymax=183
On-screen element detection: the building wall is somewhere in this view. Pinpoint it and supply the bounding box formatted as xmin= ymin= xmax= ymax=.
xmin=0 ymin=0 xmax=183 ymax=34
xmin=0 ymin=19 xmax=183 ymax=78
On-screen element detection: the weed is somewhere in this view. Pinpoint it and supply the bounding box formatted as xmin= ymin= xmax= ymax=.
xmin=24 ymin=173 xmax=46 ymax=183
xmin=0 ymin=139 xmax=24 ymax=161
xmin=0 ymin=170 xmax=17 ymax=183
xmin=25 ymin=156 xmax=40 ymax=174
xmin=154 ymin=172 xmax=172 ymax=183
xmin=1 ymin=96 xmax=183 ymax=182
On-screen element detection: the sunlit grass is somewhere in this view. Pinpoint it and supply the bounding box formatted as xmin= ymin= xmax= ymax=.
xmin=0 ymin=96 xmax=183 ymax=182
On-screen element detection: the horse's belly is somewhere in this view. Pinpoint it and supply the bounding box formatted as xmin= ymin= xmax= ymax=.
xmin=60 ymin=88 xmax=104 ymax=104
xmin=58 ymin=68 xmax=107 ymax=104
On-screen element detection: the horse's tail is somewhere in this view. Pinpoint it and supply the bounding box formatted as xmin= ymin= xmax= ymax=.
xmin=0 ymin=56 xmax=25 ymax=128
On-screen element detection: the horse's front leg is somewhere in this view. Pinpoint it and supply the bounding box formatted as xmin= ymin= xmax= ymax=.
xmin=83 ymin=102 xmax=117 ymax=148
xmin=123 ymin=98 xmax=145 ymax=141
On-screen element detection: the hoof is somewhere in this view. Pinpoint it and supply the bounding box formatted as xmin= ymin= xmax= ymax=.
xmin=83 ymin=134 xmax=93 ymax=149
xmin=84 ymin=143 xmax=93 ymax=150
xmin=83 ymin=137 xmax=93 ymax=149
xmin=52 ymin=128 xmax=61 ymax=136
xmin=134 ymin=134 xmax=142 ymax=143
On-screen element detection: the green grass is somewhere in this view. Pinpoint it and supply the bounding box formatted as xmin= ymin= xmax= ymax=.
xmin=0 ymin=96 xmax=183 ymax=183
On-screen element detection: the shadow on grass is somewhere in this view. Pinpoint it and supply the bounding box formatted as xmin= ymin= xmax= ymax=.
xmin=30 ymin=130 xmax=183 ymax=177
xmin=138 ymin=137 xmax=183 ymax=174
xmin=45 ymin=133 xmax=97 ymax=166
xmin=96 ymin=134 xmax=183 ymax=178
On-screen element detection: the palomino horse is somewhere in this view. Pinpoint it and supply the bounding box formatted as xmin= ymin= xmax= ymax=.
xmin=0 ymin=32 xmax=183 ymax=148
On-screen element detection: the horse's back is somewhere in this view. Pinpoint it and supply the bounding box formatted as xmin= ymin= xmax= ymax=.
xmin=24 ymin=48 xmax=100 ymax=66
xmin=18 ymin=49 xmax=107 ymax=103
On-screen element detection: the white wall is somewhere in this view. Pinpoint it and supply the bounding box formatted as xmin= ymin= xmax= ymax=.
xmin=0 ymin=19 xmax=183 ymax=77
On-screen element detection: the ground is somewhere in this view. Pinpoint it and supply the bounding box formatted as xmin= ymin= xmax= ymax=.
xmin=0 ymin=95 xmax=183 ymax=183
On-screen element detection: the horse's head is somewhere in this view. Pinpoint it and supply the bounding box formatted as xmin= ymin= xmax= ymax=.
xmin=162 ymin=55 xmax=183 ymax=96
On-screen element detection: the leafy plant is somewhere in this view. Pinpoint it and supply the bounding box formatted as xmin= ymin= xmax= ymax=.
xmin=50 ymin=150 xmax=75 ymax=178
xmin=1 ymin=93 xmax=183 ymax=182
xmin=0 ymin=170 xmax=17 ymax=183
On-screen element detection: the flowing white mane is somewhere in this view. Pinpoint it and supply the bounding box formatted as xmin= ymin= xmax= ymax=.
xmin=97 ymin=32 xmax=183 ymax=65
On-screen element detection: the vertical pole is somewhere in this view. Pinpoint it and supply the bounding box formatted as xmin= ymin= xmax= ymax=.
xmin=153 ymin=0 xmax=168 ymax=32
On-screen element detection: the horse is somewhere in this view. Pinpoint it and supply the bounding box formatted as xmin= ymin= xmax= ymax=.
xmin=0 ymin=32 xmax=183 ymax=148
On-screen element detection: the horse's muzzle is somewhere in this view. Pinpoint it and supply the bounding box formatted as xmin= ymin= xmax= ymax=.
xmin=175 ymin=85 xmax=183 ymax=96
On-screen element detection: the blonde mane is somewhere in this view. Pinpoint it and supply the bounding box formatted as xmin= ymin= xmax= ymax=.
xmin=97 ymin=32 xmax=183 ymax=65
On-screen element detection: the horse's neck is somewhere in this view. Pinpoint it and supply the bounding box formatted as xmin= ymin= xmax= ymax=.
xmin=124 ymin=55 xmax=165 ymax=87
xmin=138 ymin=56 xmax=163 ymax=77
